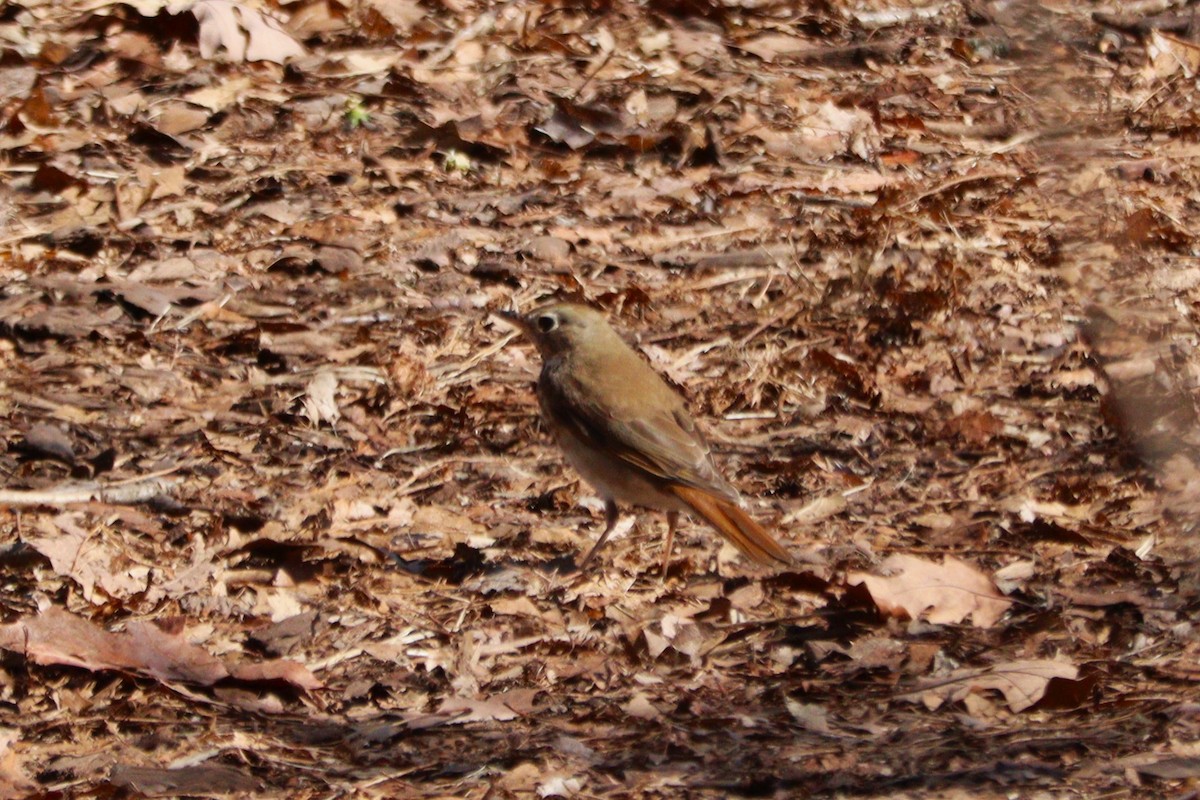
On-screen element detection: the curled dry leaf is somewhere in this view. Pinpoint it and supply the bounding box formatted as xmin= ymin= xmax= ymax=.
xmin=902 ymin=659 xmax=1080 ymax=713
xmin=303 ymin=369 xmax=341 ymax=428
xmin=847 ymin=553 xmax=1012 ymax=628
xmin=738 ymin=32 xmax=817 ymax=63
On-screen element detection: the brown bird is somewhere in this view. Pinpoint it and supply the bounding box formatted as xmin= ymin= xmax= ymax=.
xmin=500 ymin=302 xmax=793 ymax=573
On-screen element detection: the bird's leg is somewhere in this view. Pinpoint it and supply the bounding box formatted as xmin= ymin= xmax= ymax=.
xmin=660 ymin=511 xmax=678 ymax=578
xmin=578 ymin=499 xmax=620 ymax=570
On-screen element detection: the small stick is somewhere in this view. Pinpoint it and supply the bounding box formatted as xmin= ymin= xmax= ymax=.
xmin=0 ymin=476 xmax=180 ymax=507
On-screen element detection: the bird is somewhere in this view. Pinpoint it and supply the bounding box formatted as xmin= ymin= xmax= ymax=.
xmin=499 ymin=301 xmax=793 ymax=574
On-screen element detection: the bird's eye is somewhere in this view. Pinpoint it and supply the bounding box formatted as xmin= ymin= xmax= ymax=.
xmin=537 ymin=314 xmax=557 ymax=332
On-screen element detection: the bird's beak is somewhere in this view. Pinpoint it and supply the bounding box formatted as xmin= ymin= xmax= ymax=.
xmin=494 ymin=309 xmax=531 ymax=336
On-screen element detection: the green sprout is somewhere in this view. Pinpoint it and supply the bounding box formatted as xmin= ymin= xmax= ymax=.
xmin=345 ymin=96 xmax=370 ymax=129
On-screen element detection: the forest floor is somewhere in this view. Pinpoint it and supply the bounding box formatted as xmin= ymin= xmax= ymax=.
xmin=2 ymin=0 xmax=1200 ymax=797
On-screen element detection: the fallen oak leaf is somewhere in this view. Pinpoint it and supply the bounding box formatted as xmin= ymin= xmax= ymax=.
xmin=0 ymin=606 xmax=321 ymax=693
xmin=191 ymin=0 xmax=304 ymax=64
xmin=0 ymin=605 xmax=145 ymax=674
xmin=847 ymin=553 xmax=1012 ymax=628
xmin=436 ymin=688 xmax=541 ymax=723
xmin=123 ymin=619 xmax=229 ymax=685
xmin=899 ymin=658 xmax=1081 ymax=713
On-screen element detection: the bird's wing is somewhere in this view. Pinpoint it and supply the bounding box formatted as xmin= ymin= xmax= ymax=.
xmin=540 ymin=366 xmax=739 ymax=501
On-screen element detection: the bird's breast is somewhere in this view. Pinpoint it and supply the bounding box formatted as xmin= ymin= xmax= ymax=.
xmin=536 ymin=369 xmax=687 ymax=512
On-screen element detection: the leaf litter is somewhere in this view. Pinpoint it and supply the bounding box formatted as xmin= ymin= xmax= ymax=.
xmin=1 ymin=0 xmax=1199 ymax=796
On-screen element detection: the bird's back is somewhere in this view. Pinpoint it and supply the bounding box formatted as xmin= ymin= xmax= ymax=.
xmin=539 ymin=324 xmax=737 ymax=502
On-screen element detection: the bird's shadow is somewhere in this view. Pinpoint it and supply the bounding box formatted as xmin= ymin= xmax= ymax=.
xmin=385 ymin=542 xmax=584 ymax=585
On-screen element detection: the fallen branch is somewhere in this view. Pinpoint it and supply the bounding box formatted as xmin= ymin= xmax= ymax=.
xmin=0 ymin=476 xmax=180 ymax=508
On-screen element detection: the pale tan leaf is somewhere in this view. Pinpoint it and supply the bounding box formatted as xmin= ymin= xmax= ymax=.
xmin=624 ymin=691 xmax=661 ymax=720
xmin=191 ymin=0 xmax=303 ymax=64
xmin=302 ymin=369 xmax=341 ymax=427
xmin=437 ymin=688 xmax=539 ymax=723
xmin=847 ymin=554 xmax=1012 ymax=628
xmin=26 ymin=514 xmax=148 ymax=602
xmin=1145 ymin=30 xmax=1200 ymax=82
xmin=0 ymin=728 xmax=34 ymax=797
xmin=903 ymin=659 xmax=1079 ymax=713
xmin=363 ymin=0 xmax=425 ymax=31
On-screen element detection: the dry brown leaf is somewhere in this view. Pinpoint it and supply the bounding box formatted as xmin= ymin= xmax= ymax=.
xmin=737 ymin=33 xmax=814 ymax=62
xmin=363 ymin=0 xmax=425 ymax=31
xmin=21 ymin=422 xmax=75 ymax=463
xmin=26 ymin=514 xmax=149 ymax=603
xmin=847 ymin=637 xmax=906 ymax=670
xmin=624 ymin=691 xmax=662 ymax=720
xmin=847 ymin=554 xmax=1012 ymax=628
xmin=18 ymin=304 xmax=122 ymax=338
xmin=488 ymin=596 xmax=542 ymax=617
xmin=411 ymin=505 xmax=484 ymax=546
xmin=229 ymin=658 xmax=323 ymax=690
xmin=1144 ymin=30 xmax=1200 ymax=82
xmin=191 ymin=0 xmax=304 ymax=64
xmin=784 ymin=697 xmax=834 ymax=734
xmin=302 ymin=369 xmax=341 ymax=428
xmin=0 ymin=728 xmax=35 ymax=797
xmin=126 ymin=256 xmax=198 ymax=282
xmin=641 ymin=614 xmax=716 ymax=661
xmin=904 ymin=659 xmax=1079 ymax=713
xmin=437 ymin=688 xmax=539 ymax=723
xmin=150 ymin=101 xmax=210 ymax=135
xmin=0 ymin=606 xmax=321 ymax=692
xmin=522 ymin=235 xmax=572 ymax=266
xmin=497 ymin=762 xmax=543 ymax=793
xmin=109 ymin=762 xmax=263 ymax=795
xmin=184 ymin=77 xmax=260 ymax=112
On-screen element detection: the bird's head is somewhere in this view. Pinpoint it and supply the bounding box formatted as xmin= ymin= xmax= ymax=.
xmin=497 ymin=302 xmax=614 ymax=360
